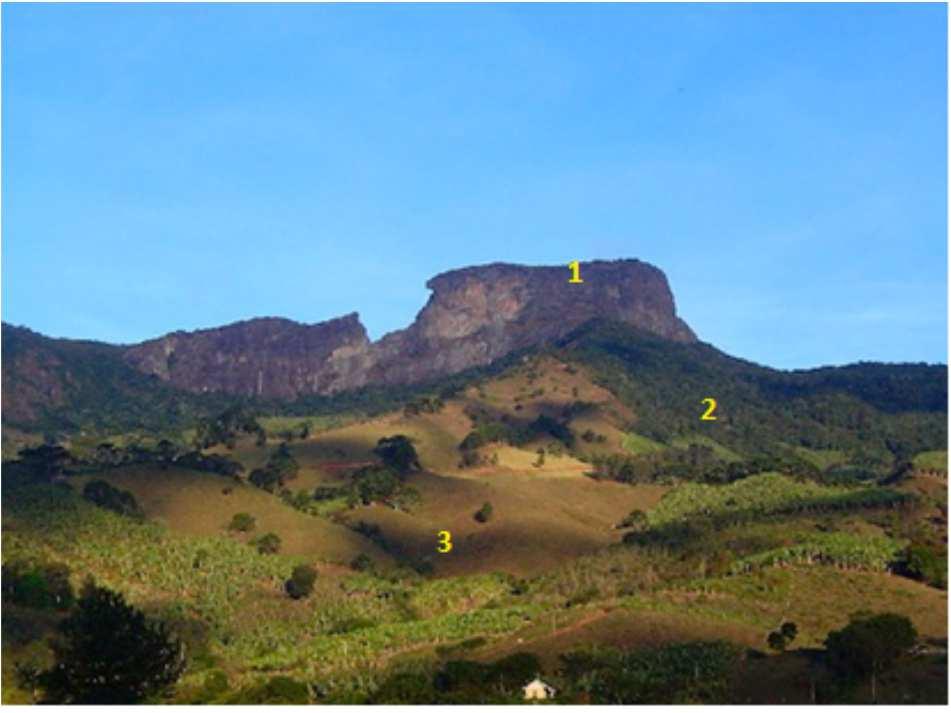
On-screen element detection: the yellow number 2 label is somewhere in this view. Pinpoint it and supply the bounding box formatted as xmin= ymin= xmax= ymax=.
xmin=700 ymin=397 xmax=718 ymax=421
xmin=568 ymin=260 xmax=584 ymax=283
xmin=437 ymin=530 xmax=453 ymax=553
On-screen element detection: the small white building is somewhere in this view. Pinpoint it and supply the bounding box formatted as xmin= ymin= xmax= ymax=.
xmin=522 ymin=677 xmax=556 ymax=701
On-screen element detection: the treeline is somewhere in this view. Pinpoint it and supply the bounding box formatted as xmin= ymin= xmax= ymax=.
xmin=559 ymin=321 xmax=947 ymax=473
xmin=585 ymin=448 xmax=822 ymax=486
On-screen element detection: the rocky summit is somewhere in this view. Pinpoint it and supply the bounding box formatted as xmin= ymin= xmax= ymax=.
xmin=120 ymin=259 xmax=696 ymax=399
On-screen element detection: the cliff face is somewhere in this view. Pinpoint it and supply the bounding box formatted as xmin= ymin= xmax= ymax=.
xmin=368 ymin=259 xmax=696 ymax=386
xmin=122 ymin=314 xmax=373 ymax=399
xmin=119 ymin=259 xmax=695 ymax=398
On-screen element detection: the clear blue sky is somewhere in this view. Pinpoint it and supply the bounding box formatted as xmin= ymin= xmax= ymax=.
xmin=3 ymin=3 xmax=946 ymax=369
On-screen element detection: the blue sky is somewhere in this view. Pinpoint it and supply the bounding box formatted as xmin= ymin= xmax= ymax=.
xmin=3 ymin=3 xmax=946 ymax=368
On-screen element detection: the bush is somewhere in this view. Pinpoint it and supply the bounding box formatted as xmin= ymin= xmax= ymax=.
xmin=2 ymin=559 xmax=74 ymax=610
xmin=474 ymin=502 xmax=494 ymax=523
xmin=252 ymin=532 xmax=282 ymax=555
xmin=82 ymin=480 xmax=142 ymax=519
xmin=350 ymin=553 xmax=374 ymax=572
xmin=371 ymin=671 xmax=435 ymax=703
xmin=227 ymin=676 xmax=309 ymax=704
xmin=285 ymin=565 xmax=317 ymax=599
xmin=903 ymin=542 xmax=947 ymax=589
xmin=228 ymin=513 xmax=256 ymax=533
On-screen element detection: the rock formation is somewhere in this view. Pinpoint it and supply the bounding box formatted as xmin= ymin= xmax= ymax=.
xmin=118 ymin=259 xmax=695 ymax=399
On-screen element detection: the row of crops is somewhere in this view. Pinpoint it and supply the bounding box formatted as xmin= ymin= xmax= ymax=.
xmin=646 ymin=472 xmax=911 ymax=528
xmin=2 ymin=483 xmax=535 ymax=687
xmin=729 ymin=533 xmax=906 ymax=575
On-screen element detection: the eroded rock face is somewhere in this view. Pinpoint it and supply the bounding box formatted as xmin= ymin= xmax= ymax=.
xmin=120 ymin=259 xmax=696 ymax=398
xmin=369 ymin=260 xmax=695 ymax=386
xmin=122 ymin=314 xmax=373 ymax=399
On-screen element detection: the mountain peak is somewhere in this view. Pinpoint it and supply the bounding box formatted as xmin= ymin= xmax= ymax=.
xmin=10 ymin=259 xmax=695 ymax=401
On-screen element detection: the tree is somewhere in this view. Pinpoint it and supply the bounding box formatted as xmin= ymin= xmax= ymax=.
xmin=2 ymin=560 xmax=74 ymax=610
xmin=533 ymin=448 xmax=546 ymax=468
xmin=82 ymin=480 xmax=142 ymax=519
xmin=37 ymin=583 xmax=184 ymax=703
xmin=253 ymin=532 xmax=282 ymax=555
xmin=474 ymin=502 xmax=494 ymax=523
xmin=904 ymin=542 xmax=947 ymax=589
xmin=824 ymin=612 xmax=918 ymax=702
xmin=618 ymin=509 xmax=648 ymax=531
xmin=351 ymin=465 xmax=402 ymax=505
xmin=227 ymin=513 xmax=256 ymax=533
xmin=350 ymin=554 xmax=373 ymax=572
xmin=155 ymin=439 xmax=178 ymax=469
xmin=373 ymin=435 xmax=421 ymax=475
xmin=767 ymin=621 xmax=798 ymax=652
xmin=767 ymin=631 xmax=788 ymax=652
xmin=285 ymin=565 xmax=317 ymax=599
xmin=18 ymin=445 xmax=72 ymax=481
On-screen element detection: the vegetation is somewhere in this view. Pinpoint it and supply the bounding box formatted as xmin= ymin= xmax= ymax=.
xmin=37 ymin=582 xmax=185 ymax=703
xmin=767 ymin=621 xmax=798 ymax=652
xmin=249 ymin=443 xmax=298 ymax=492
xmin=284 ymin=565 xmax=317 ymax=600
xmin=474 ymin=502 xmax=494 ymax=523
xmin=372 ymin=435 xmax=421 ymax=475
xmin=558 ymin=640 xmax=742 ymax=703
xmin=227 ymin=512 xmax=256 ymax=533
xmin=252 ymin=532 xmax=282 ymax=555
xmin=644 ymin=473 xmax=910 ymax=530
xmin=82 ymin=480 xmax=143 ymax=519
xmin=824 ymin=612 xmax=918 ymax=702
xmin=2 ymin=559 xmax=74 ymax=610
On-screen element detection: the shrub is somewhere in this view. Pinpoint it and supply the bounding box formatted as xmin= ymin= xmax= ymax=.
xmin=903 ymin=542 xmax=947 ymax=589
xmin=474 ymin=502 xmax=494 ymax=523
xmin=253 ymin=532 xmax=282 ymax=555
xmin=227 ymin=513 xmax=256 ymax=533
xmin=2 ymin=559 xmax=74 ymax=610
xmin=228 ymin=676 xmax=309 ymax=704
xmin=82 ymin=480 xmax=142 ymax=519
xmin=350 ymin=554 xmax=374 ymax=572
xmin=371 ymin=671 xmax=435 ymax=704
xmin=285 ymin=565 xmax=317 ymax=600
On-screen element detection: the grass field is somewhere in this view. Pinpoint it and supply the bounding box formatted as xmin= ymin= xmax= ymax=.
xmin=621 ymin=432 xmax=666 ymax=455
xmin=670 ymin=434 xmax=744 ymax=462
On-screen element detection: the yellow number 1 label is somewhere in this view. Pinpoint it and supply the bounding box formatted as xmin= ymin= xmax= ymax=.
xmin=701 ymin=397 xmax=718 ymax=421
xmin=568 ymin=260 xmax=584 ymax=283
xmin=437 ymin=530 xmax=453 ymax=553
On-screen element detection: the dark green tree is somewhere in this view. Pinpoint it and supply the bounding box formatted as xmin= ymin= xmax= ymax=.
xmin=228 ymin=512 xmax=256 ymax=533
xmin=82 ymin=480 xmax=142 ymax=519
xmin=253 ymin=532 xmax=282 ymax=555
xmin=285 ymin=565 xmax=317 ymax=600
xmin=38 ymin=583 xmax=184 ymax=703
xmin=824 ymin=612 xmax=918 ymax=702
xmin=373 ymin=435 xmax=421 ymax=475
xmin=474 ymin=502 xmax=494 ymax=523
xmin=18 ymin=444 xmax=72 ymax=481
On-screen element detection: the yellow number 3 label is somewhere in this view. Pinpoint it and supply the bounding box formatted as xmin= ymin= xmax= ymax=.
xmin=568 ymin=260 xmax=584 ymax=283
xmin=437 ymin=530 xmax=453 ymax=553
xmin=701 ymin=397 xmax=718 ymax=421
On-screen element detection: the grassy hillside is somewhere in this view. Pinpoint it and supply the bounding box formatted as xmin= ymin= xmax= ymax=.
xmin=2 ymin=320 xmax=947 ymax=704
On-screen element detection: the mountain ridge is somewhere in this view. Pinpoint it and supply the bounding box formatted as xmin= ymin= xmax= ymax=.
xmin=114 ymin=258 xmax=696 ymax=399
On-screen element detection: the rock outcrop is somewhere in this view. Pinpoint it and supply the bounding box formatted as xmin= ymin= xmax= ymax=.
xmin=119 ymin=259 xmax=695 ymax=398
xmin=123 ymin=314 xmax=373 ymax=399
